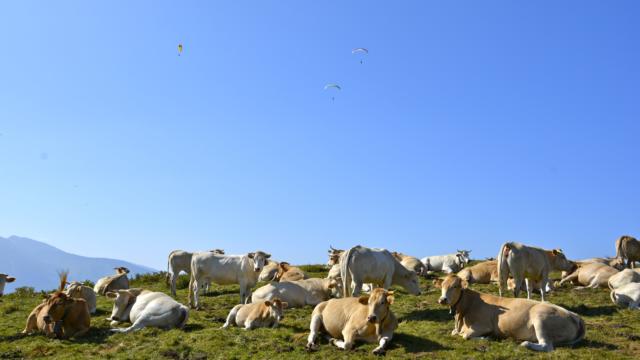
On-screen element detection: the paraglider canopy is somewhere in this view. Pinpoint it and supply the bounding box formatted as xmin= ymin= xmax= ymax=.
xmin=352 ymin=48 xmax=368 ymax=54
xmin=324 ymin=84 xmax=341 ymax=90
xmin=178 ymin=43 xmax=183 ymax=56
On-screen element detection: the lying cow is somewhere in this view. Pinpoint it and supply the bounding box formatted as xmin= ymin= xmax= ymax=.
xmin=23 ymin=272 xmax=90 ymax=339
xmin=438 ymin=275 xmax=585 ymax=352
xmin=421 ymin=250 xmax=471 ymax=274
xmin=107 ymin=289 xmax=189 ymax=333
xmin=608 ymin=268 xmax=640 ymax=290
xmin=275 ymin=262 xmax=308 ymax=282
xmin=258 ymin=260 xmax=281 ymax=282
xmin=252 ymin=278 xmax=339 ymax=307
xmin=189 ymin=250 xmax=271 ymax=308
xmin=340 ymin=245 xmax=421 ymax=297
xmin=576 ymin=257 xmax=625 ymax=271
xmin=392 ymin=252 xmax=427 ymax=276
xmin=610 ymin=283 xmax=640 ymax=309
xmin=166 ymin=249 xmax=225 ymax=296
xmin=497 ymin=242 xmax=576 ymax=301
xmin=558 ymin=263 xmax=619 ymax=289
xmin=94 ymin=267 xmax=130 ymax=295
xmin=306 ymin=288 xmax=397 ymax=355
xmin=457 ymin=261 xmax=498 ymax=284
xmin=0 ymin=273 xmax=16 ymax=296
xmin=65 ymin=281 xmax=97 ymax=314
xmin=222 ymin=298 xmax=287 ymax=329
xmin=616 ymin=235 xmax=640 ymax=269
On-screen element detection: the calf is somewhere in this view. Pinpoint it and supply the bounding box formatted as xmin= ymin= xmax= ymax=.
xmin=438 ymin=275 xmax=585 ymax=352
xmin=608 ymin=268 xmax=640 ymax=290
xmin=306 ymin=288 xmax=397 ymax=355
xmin=275 ymin=262 xmax=308 ymax=282
xmin=497 ymin=242 xmax=576 ymax=301
xmin=222 ymin=299 xmax=287 ymax=329
xmin=610 ymin=283 xmax=640 ymax=309
xmin=558 ymin=263 xmax=619 ymax=289
xmin=392 ymin=252 xmax=427 ymax=276
xmin=107 ymin=289 xmax=189 ymax=333
xmin=252 ymin=278 xmax=339 ymax=307
xmin=94 ymin=267 xmax=130 ymax=295
xmin=421 ymin=250 xmax=471 ymax=274
xmin=0 ymin=274 xmax=16 ymax=296
xmin=457 ymin=261 xmax=498 ymax=284
xmin=65 ymin=281 xmax=97 ymax=314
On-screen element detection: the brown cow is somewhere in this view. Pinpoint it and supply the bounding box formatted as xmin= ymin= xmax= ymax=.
xmin=275 ymin=262 xmax=308 ymax=282
xmin=457 ymin=261 xmax=498 ymax=284
xmin=306 ymin=288 xmax=397 ymax=355
xmin=616 ymin=235 xmax=640 ymax=269
xmin=438 ymin=275 xmax=585 ymax=352
xmin=22 ymin=272 xmax=90 ymax=339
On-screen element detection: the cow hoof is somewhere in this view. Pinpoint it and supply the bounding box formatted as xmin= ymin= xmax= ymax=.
xmin=372 ymin=348 xmax=386 ymax=356
xmin=305 ymin=343 xmax=318 ymax=352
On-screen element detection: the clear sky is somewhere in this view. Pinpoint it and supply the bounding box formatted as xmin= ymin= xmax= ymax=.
xmin=1 ymin=1 xmax=639 ymax=269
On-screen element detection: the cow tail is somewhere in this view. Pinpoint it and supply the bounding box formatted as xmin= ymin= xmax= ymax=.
xmin=568 ymin=315 xmax=586 ymax=345
xmin=166 ymin=253 xmax=172 ymax=286
xmin=497 ymin=242 xmax=511 ymax=297
xmin=341 ymin=247 xmax=356 ymax=298
xmin=610 ymin=289 xmax=618 ymax=305
xmin=177 ymin=305 xmax=189 ymax=329
xmin=615 ymin=236 xmax=624 ymax=261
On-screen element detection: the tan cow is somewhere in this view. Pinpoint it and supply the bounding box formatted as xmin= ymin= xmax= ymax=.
xmin=275 ymin=262 xmax=308 ymax=282
xmin=608 ymin=268 xmax=640 ymax=290
xmin=22 ymin=272 xmax=90 ymax=339
xmin=438 ymin=275 xmax=584 ymax=352
xmin=65 ymin=281 xmax=97 ymax=314
xmin=94 ymin=267 xmax=130 ymax=295
xmin=0 ymin=274 xmax=16 ymax=296
xmin=251 ymin=278 xmax=339 ymax=307
xmin=497 ymin=242 xmax=576 ymax=301
xmin=575 ymin=257 xmax=625 ymax=271
xmin=457 ymin=261 xmax=498 ymax=284
xmin=306 ymin=288 xmax=397 ymax=355
xmin=222 ymin=298 xmax=287 ymax=329
xmin=558 ymin=263 xmax=619 ymax=289
xmin=616 ymin=235 xmax=640 ymax=269
xmin=258 ymin=260 xmax=281 ymax=282
xmin=391 ymin=252 xmax=427 ymax=276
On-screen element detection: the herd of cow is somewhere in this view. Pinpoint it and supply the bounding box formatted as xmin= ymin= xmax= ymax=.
xmin=2 ymin=235 xmax=640 ymax=354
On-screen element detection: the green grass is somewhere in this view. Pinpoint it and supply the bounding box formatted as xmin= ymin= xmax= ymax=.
xmin=1 ymin=265 xmax=639 ymax=359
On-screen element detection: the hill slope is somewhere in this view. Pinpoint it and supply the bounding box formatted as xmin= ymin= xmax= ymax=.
xmin=0 ymin=236 xmax=155 ymax=293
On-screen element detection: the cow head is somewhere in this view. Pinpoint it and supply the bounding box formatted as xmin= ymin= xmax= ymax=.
xmin=456 ymin=250 xmax=471 ymax=264
xmin=248 ymin=251 xmax=271 ymax=272
xmin=609 ymin=257 xmax=625 ymax=271
xmin=65 ymin=281 xmax=84 ymax=298
xmin=548 ymin=249 xmax=577 ymax=273
xmin=0 ymin=274 xmax=16 ymax=297
xmin=399 ymin=271 xmax=421 ymax=295
xmin=258 ymin=261 xmax=279 ymax=282
xmin=438 ymin=275 xmax=467 ymax=308
xmin=42 ymin=291 xmax=77 ymax=338
xmin=106 ymin=288 xmax=143 ymax=323
xmin=359 ymin=288 xmax=394 ymax=324
xmin=274 ymin=262 xmax=292 ymax=281
xmin=264 ymin=298 xmax=287 ymax=322
xmin=114 ymin=267 xmax=130 ymax=275
xmin=327 ymin=246 xmax=344 ymax=266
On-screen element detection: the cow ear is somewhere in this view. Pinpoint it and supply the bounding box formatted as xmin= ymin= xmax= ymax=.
xmin=264 ymin=300 xmax=272 ymax=307
xmin=358 ymin=296 xmax=369 ymax=305
xmin=106 ymin=292 xmax=117 ymax=299
xmin=265 ymin=253 xmax=271 ymax=259
xmin=247 ymin=253 xmax=255 ymax=259
xmin=6 ymin=277 xmax=15 ymax=283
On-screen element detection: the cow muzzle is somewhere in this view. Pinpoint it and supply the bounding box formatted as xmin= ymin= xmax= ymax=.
xmin=367 ymin=315 xmax=377 ymax=323
xmin=438 ymin=296 xmax=448 ymax=305
xmin=43 ymin=315 xmax=52 ymax=324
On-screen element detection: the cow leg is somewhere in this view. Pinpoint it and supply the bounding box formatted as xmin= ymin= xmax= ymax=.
xmin=331 ymin=329 xmax=356 ymax=350
xmin=451 ymin=314 xmax=464 ymax=336
xmin=524 ymin=279 xmax=532 ymax=299
xmin=306 ymin=312 xmax=324 ymax=351
xmin=558 ymin=272 xmax=578 ymax=287
xmin=461 ymin=326 xmax=486 ymax=340
xmin=192 ymin=277 xmax=201 ymax=309
xmin=222 ymin=305 xmax=242 ymax=328
xmin=352 ymin=281 xmax=363 ymax=297
xmin=521 ymin=319 xmax=554 ymax=352
xmin=169 ymin=272 xmax=177 ymax=297
xmin=111 ymin=320 xmax=146 ymax=333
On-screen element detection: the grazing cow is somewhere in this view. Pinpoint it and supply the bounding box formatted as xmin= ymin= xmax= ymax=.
xmin=608 ymin=268 xmax=640 ymax=290
xmin=107 ymin=288 xmax=189 ymax=333
xmin=189 ymin=251 xmax=271 ymax=308
xmin=0 ymin=274 xmax=16 ymax=296
xmin=421 ymin=250 xmax=471 ymax=274
xmin=252 ymin=278 xmax=339 ymax=307
xmin=497 ymin=242 xmax=576 ymax=302
xmin=306 ymin=288 xmax=397 ymax=355
xmin=222 ymin=298 xmax=287 ymax=329
xmin=23 ymin=272 xmax=90 ymax=339
xmin=340 ymin=246 xmax=421 ymax=297
xmin=258 ymin=260 xmax=281 ymax=282
xmin=575 ymin=257 xmax=625 ymax=271
xmin=438 ymin=275 xmax=585 ymax=352
xmin=275 ymin=262 xmax=308 ymax=282
xmin=166 ymin=249 xmax=225 ymax=296
xmin=391 ymin=252 xmax=427 ymax=276
xmin=94 ymin=267 xmax=130 ymax=295
xmin=558 ymin=263 xmax=619 ymax=289
xmin=616 ymin=235 xmax=640 ymax=269
xmin=457 ymin=261 xmax=498 ymax=284
xmin=610 ymin=283 xmax=640 ymax=309
xmin=65 ymin=281 xmax=97 ymax=314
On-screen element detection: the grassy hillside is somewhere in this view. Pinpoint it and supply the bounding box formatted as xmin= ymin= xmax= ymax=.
xmin=1 ymin=265 xmax=639 ymax=359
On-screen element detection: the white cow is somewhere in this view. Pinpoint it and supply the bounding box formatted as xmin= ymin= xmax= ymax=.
xmin=251 ymin=278 xmax=339 ymax=307
xmin=608 ymin=268 xmax=640 ymax=290
xmin=107 ymin=288 xmax=189 ymax=333
xmin=340 ymin=246 xmax=421 ymax=297
xmin=166 ymin=249 xmax=224 ymax=297
xmin=0 ymin=274 xmax=16 ymax=296
xmin=610 ymin=283 xmax=640 ymax=309
xmin=421 ymin=250 xmax=471 ymax=274
xmin=188 ymin=251 xmax=271 ymax=308
xmin=94 ymin=267 xmax=130 ymax=295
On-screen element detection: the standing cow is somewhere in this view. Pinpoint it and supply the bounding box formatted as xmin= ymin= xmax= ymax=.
xmin=166 ymin=249 xmax=225 ymax=297
xmin=107 ymin=288 xmax=189 ymax=333
xmin=340 ymin=246 xmax=421 ymax=297
xmin=189 ymin=251 xmax=271 ymax=308
xmin=616 ymin=235 xmax=640 ymax=269
xmin=0 ymin=274 xmax=16 ymax=296
xmin=497 ymin=242 xmax=576 ymax=302
xmin=421 ymin=250 xmax=471 ymax=274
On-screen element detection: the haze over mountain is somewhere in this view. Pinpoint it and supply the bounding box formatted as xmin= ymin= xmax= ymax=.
xmin=0 ymin=235 xmax=156 ymax=293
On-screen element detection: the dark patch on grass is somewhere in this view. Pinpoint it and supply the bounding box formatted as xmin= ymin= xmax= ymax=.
xmin=573 ymin=339 xmax=618 ymax=350
xmin=182 ymin=324 xmax=204 ymax=332
xmin=561 ymin=304 xmax=618 ymax=316
xmin=401 ymin=308 xmax=452 ymax=322
xmin=393 ymin=332 xmax=449 ymax=353
xmin=0 ymin=348 xmax=23 ymax=359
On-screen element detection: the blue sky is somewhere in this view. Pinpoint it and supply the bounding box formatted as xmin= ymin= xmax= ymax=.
xmin=1 ymin=1 xmax=639 ymax=269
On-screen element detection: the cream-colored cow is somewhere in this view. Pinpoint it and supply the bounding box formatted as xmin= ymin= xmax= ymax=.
xmin=222 ymin=298 xmax=287 ymax=329
xmin=558 ymin=263 xmax=619 ymax=289
xmin=457 ymin=261 xmax=498 ymax=284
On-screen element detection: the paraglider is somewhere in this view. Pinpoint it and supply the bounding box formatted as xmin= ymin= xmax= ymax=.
xmin=352 ymin=48 xmax=368 ymax=64
xmin=178 ymin=43 xmax=183 ymax=56
xmin=324 ymin=84 xmax=341 ymax=101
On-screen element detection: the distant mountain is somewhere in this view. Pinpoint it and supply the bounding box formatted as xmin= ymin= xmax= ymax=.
xmin=0 ymin=235 xmax=156 ymax=293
